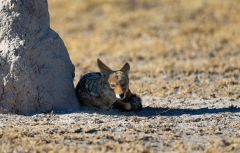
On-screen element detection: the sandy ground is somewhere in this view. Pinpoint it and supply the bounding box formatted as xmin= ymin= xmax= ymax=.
xmin=1 ymin=96 xmax=240 ymax=152
xmin=1 ymin=0 xmax=240 ymax=152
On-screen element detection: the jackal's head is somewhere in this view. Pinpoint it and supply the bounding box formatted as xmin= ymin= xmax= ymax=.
xmin=97 ymin=58 xmax=130 ymax=100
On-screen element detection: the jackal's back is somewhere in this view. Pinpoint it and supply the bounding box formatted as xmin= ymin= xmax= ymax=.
xmin=76 ymin=72 xmax=101 ymax=99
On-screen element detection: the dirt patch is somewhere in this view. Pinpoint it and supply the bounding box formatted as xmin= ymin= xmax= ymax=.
xmin=0 ymin=97 xmax=240 ymax=152
xmin=1 ymin=0 xmax=240 ymax=152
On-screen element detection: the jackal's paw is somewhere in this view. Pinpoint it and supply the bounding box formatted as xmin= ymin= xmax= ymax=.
xmin=124 ymin=102 xmax=131 ymax=110
xmin=130 ymin=94 xmax=142 ymax=111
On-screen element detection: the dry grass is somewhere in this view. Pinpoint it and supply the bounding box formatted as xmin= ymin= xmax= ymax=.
xmin=1 ymin=0 xmax=240 ymax=152
xmin=49 ymin=0 xmax=240 ymax=101
xmin=1 ymin=111 xmax=240 ymax=153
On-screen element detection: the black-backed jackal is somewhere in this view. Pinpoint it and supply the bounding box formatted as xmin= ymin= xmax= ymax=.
xmin=76 ymin=59 xmax=142 ymax=111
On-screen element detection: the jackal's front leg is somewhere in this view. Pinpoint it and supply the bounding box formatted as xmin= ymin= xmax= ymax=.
xmin=113 ymin=100 xmax=131 ymax=111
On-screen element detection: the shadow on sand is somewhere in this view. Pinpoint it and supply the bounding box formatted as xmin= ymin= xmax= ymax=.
xmin=75 ymin=105 xmax=240 ymax=117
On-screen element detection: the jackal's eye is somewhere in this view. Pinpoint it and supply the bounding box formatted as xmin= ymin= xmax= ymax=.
xmin=121 ymin=83 xmax=127 ymax=87
xmin=110 ymin=84 xmax=116 ymax=88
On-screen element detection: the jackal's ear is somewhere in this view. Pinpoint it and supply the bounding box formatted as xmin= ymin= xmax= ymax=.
xmin=120 ymin=62 xmax=130 ymax=75
xmin=97 ymin=58 xmax=111 ymax=75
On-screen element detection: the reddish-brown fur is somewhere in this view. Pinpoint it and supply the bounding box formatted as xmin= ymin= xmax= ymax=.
xmin=76 ymin=59 xmax=137 ymax=110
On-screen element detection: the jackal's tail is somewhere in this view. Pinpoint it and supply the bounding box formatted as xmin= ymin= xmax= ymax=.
xmin=129 ymin=93 xmax=142 ymax=111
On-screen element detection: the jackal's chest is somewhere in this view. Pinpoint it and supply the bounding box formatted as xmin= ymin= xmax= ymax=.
xmin=101 ymin=88 xmax=118 ymax=106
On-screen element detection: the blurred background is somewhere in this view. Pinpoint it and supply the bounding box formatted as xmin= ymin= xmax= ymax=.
xmin=48 ymin=0 xmax=240 ymax=101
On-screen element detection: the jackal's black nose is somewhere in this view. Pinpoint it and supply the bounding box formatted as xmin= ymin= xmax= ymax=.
xmin=119 ymin=94 xmax=124 ymax=98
